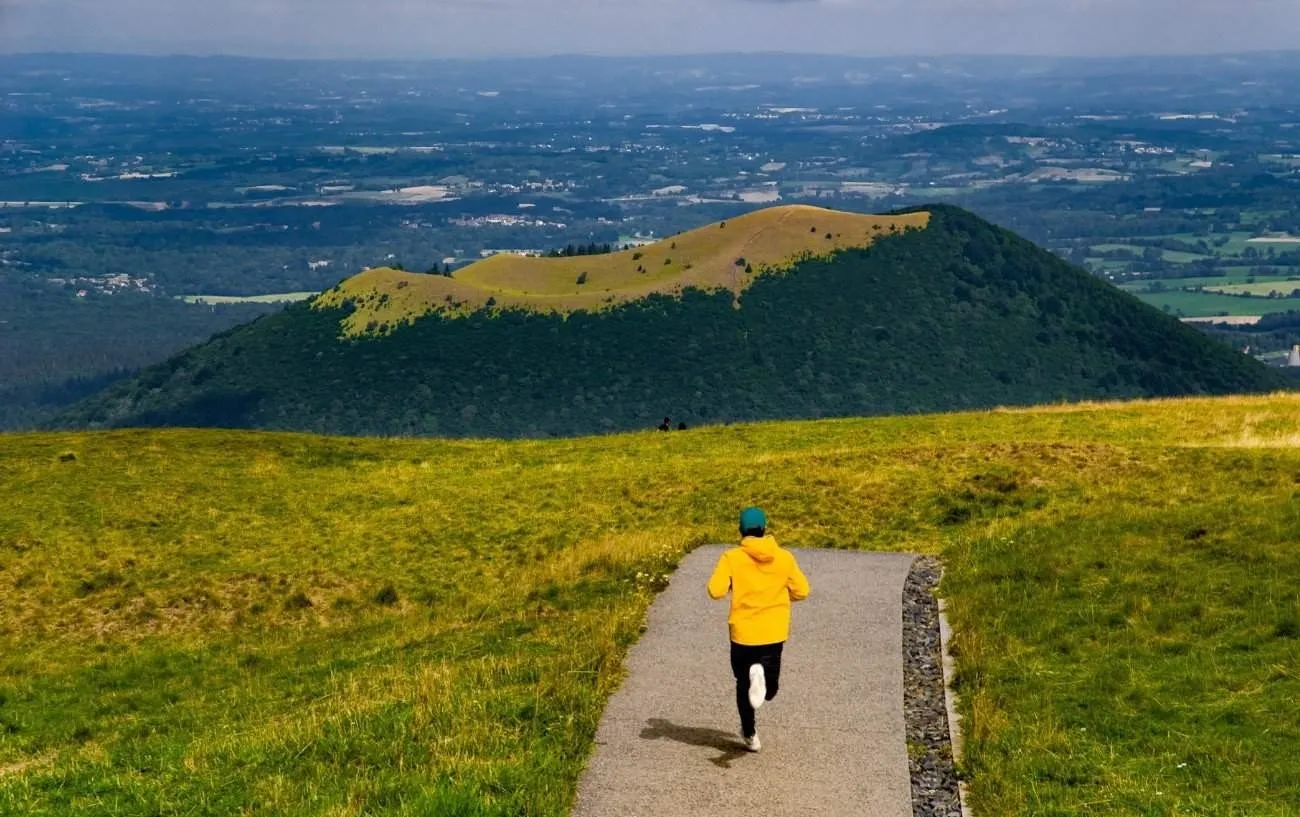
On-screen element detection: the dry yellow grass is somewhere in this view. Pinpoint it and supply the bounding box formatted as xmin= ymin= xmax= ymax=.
xmin=994 ymin=391 xmax=1300 ymax=415
xmin=994 ymin=392 xmax=1300 ymax=449
xmin=313 ymin=205 xmax=930 ymax=336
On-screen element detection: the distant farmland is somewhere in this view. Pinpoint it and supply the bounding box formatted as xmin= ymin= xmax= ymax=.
xmin=1203 ymin=280 xmax=1300 ymax=297
xmin=1123 ymin=288 xmax=1300 ymax=318
xmin=179 ymin=293 xmax=317 ymax=305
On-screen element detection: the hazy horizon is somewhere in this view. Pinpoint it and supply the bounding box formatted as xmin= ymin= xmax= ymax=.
xmin=2 ymin=0 xmax=1298 ymax=61
xmin=5 ymin=48 xmax=1300 ymax=64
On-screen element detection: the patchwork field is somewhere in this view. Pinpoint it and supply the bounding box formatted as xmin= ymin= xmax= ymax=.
xmin=1141 ymin=274 xmax=1293 ymax=290
xmin=1091 ymin=245 xmax=1211 ymax=265
xmin=1203 ymin=280 xmax=1300 ymax=297
xmin=313 ymin=205 xmax=930 ymax=336
xmin=1120 ymin=270 xmax=1300 ymax=317
xmin=1121 ymin=285 xmax=1300 ymax=317
xmin=1086 ymin=231 xmax=1300 ymax=303
xmin=1 ymin=394 xmax=1298 ymax=816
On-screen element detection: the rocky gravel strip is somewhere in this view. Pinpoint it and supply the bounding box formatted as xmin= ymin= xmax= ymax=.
xmin=903 ymin=557 xmax=963 ymax=817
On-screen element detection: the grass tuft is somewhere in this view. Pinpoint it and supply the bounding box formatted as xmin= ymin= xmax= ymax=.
xmin=283 ymin=591 xmax=313 ymax=611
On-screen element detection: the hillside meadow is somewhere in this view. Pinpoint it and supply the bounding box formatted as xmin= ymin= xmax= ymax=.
xmin=314 ymin=205 xmax=929 ymax=334
xmin=2 ymin=394 xmax=1299 ymax=815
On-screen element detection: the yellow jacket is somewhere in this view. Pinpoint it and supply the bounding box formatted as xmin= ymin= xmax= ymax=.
xmin=707 ymin=536 xmax=810 ymax=646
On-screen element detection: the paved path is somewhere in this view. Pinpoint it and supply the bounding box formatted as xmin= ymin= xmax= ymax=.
xmin=572 ymin=546 xmax=917 ymax=817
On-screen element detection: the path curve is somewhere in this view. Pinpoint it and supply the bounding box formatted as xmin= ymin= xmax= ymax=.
xmin=573 ymin=545 xmax=918 ymax=817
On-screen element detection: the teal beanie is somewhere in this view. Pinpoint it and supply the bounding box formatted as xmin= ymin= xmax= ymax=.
xmin=739 ymin=507 xmax=767 ymax=535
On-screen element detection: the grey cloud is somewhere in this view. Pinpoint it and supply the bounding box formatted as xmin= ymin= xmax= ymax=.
xmin=2 ymin=0 xmax=1298 ymax=58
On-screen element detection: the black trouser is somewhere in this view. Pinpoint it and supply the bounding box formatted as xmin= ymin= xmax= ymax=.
xmin=730 ymin=641 xmax=784 ymax=738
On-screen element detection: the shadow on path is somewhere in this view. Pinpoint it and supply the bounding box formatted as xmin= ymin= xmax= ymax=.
xmin=640 ymin=718 xmax=749 ymax=769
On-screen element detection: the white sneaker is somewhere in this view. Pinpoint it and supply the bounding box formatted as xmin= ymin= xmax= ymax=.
xmin=744 ymin=733 xmax=762 ymax=752
xmin=748 ymin=663 xmax=766 ymax=710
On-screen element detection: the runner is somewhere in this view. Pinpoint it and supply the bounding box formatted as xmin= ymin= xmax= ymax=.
xmin=706 ymin=507 xmax=811 ymax=751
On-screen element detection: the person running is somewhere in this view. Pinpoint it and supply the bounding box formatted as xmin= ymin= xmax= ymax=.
xmin=706 ymin=507 xmax=810 ymax=752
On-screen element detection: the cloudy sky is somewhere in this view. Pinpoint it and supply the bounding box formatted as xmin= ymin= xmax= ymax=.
xmin=1 ymin=0 xmax=1297 ymax=59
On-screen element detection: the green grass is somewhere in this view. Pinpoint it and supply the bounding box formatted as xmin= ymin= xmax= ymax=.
xmin=1205 ymin=280 xmax=1300 ymax=297
xmin=1092 ymin=232 xmax=1300 ymax=262
xmin=1 ymin=395 xmax=1299 ymax=815
xmin=1141 ymin=273 xmax=1295 ymax=289
xmin=945 ymin=456 xmax=1300 ymax=815
xmin=1215 ymin=266 xmax=1288 ymax=279
xmin=1214 ymin=234 xmax=1264 ymax=256
xmin=1161 ymin=249 xmax=1213 ymax=264
xmin=1089 ymin=259 xmax=1133 ymax=272
xmin=1119 ymin=276 xmax=1300 ymax=310
xmin=1090 ymin=245 xmax=1210 ymax=264
xmin=1122 ymin=288 xmax=1300 ymax=317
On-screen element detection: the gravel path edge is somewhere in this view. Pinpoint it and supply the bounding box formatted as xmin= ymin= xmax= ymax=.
xmin=937 ymin=596 xmax=973 ymax=817
xmin=902 ymin=557 xmax=965 ymax=817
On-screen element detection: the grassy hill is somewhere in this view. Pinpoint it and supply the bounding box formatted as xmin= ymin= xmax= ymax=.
xmin=52 ymin=206 xmax=1289 ymax=436
xmin=316 ymin=206 xmax=930 ymax=335
xmin=2 ymin=395 xmax=1299 ymax=816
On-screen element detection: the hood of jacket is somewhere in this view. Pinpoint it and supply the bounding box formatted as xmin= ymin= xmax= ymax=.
xmin=740 ymin=534 xmax=779 ymax=564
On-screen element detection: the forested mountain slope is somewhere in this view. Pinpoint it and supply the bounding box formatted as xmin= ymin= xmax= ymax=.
xmin=0 ymin=279 xmax=274 ymax=430
xmin=53 ymin=206 xmax=1288 ymax=437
